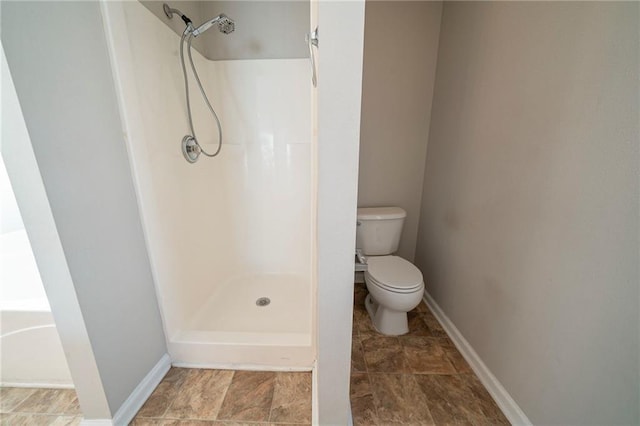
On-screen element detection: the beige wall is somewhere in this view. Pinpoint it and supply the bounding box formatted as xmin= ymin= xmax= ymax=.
xmin=139 ymin=1 xmax=309 ymax=60
xmin=358 ymin=1 xmax=442 ymax=261
xmin=415 ymin=2 xmax=639 ymax=424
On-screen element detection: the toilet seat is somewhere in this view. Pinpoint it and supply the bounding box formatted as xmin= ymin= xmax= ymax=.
xmin=365 ymin=256 xmax=423 ymax=293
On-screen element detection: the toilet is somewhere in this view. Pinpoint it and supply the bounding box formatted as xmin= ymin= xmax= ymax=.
xmin=356 ymin=207 xmax=424 ymax=336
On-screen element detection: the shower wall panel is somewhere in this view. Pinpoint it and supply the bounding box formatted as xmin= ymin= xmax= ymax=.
xmin=104 ymin=1 xmax=312 ymax=363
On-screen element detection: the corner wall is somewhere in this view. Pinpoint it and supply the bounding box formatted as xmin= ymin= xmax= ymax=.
xmin=414 ymin=2 xmax=639 ymax=424
xmin=316 ymin=1 xmax=365 ymax=423
xmin=358 ymin=1 xmax=442 ymax=261
xmin=1 ymin=1 xmax=167 ymax=415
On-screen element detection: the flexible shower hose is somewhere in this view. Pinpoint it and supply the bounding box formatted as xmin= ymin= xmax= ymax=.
xmin=179 ymin=29 xmax=223 ymax=157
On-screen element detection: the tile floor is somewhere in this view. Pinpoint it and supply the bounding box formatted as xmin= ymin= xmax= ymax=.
xmin=350 ymin=282 xmax=510 ymax=426
xmin=1 ymin=287 xmax=508 ymax=426
xmin=0 ymin=387 xmax=81 ymax=425
xmin=0 ymin=369 xmax=311 ymax=426
xmin=131 ymin=369 xmax=312 ymax=425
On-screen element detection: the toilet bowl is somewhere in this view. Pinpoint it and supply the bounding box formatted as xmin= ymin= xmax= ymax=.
xmin=356 ymin=207 xmax=425 ymax=336
xmin=364 ymin=255 xmax=424 ymax=335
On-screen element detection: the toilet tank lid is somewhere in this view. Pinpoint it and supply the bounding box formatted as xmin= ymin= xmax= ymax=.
xmin=357 ymin=207 xmax=406 ymax=220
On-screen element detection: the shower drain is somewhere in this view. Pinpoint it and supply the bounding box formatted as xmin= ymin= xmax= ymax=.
xmin=256 ymin=297 xmax=271 ymax=307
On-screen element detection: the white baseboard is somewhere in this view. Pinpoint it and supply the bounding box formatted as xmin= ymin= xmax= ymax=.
xmin=109 ymin=353 xmax=171 ymax=426
xmin=79 ymin=420 xmax=113 ymax=426
xmin=422 ymin=292 xmax=532 ymax=426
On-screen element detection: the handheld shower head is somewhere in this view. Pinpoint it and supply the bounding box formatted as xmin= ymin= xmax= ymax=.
xmin=192 ymin=14 xmax=235 ymax=37
xmin=217 ymin=15 xmax=235 ymax=34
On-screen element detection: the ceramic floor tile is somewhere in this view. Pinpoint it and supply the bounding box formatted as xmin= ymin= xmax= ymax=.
xmin=471 ymin=417 xmax=512 ymax=426
xmin=13 ymin=389 xmax=78 ymax=415
xmin=164 ymin=369 xmax=234 ymax=420
xmin=61 ymin=396 xmax=80 ymax=416
xmin=137 ymin=368 xmax=190 ymax=418
xmin=216 ymin=422 xmax=270 ymax=426
xmin=349 ymin=373 xmax=377 ymax=426
xmin=414 ymin=374 xmax=486 ymax=425
xmin=400 ymin=336 xmax=456 ymax=374
xmin=350 ymin=285 xmax=508 ymax=426
xmin=130 ymin=420 xmax=171 ymax=426
xmin=405 ymin=312 xmax=431 ymax=336
xmin=351 ymin=335 xmax=367 ymax=373
xmin=217 ymin=371 xmax=275 ymax=422
xmin=354 ymin=284 xmax=368 ymax=307
xmin=422 ymin=311 xmax=448 ymax=338
xmin=412 ymin=300 xmax=428 ymax=313
xmin=269 ymin=372 xmax=311 ymax=424
xmin=369 ymin=374 xmax=434 ymax=425
xmin=0 ymin=388 xmax=36 ymax=413
xmin=0 ymin=413 xmax=80 ymax=426
xmin=361 ymin=335 xmax=410 ymax=373
xmin=353 ymin=306 xmax=377 ymax=335
xmin=130 ymin=419 xmax=191 ymax=425
xmin=438 ymin=338 xmax=473 ymax=373
xmin=459 ymin=375 xmax=510 ymax=424
xmin=132 ymin=420 xmax=225 ymax=425
xmin=49 ymin=416 xmax=81 ymax=426
xmin=266 ymin=424 xmax=308 ymax=426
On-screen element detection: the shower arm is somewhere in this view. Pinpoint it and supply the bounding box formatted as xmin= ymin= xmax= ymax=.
xmin=163 ymin=3 xmax=193 ymax=26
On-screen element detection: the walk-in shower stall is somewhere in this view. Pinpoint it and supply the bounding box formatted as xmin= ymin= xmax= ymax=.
xmin=102 ymin=1 xmax=315 ymax=368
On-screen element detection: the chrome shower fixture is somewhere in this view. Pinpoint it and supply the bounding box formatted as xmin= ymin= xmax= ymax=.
xmin=193 ymin=14 xmax=235 ymax=36
xmin=162 ymin=3 xmax=236 ymax=163
xmin=163 ymin=3 xmax=192 ymax=26
xmin=162 ymin=4 xmax=235 ymax=36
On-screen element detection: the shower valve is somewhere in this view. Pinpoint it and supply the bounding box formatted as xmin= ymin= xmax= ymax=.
xmin=181 ymin=135 xmax=201 ymax=163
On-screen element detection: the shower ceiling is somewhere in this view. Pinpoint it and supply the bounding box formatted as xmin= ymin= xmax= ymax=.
xmin=139 ymin=0 xmax=310 ymax=60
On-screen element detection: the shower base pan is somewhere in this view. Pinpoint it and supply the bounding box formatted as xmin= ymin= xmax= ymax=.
xmin=168 ymin=274 xmax=314 ymax=369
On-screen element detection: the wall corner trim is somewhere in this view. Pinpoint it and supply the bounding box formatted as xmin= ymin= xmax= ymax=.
xmin=110 ymin=353 xmax=171 ymax=426
xmin=422 ymin=292 xmax=532 ymax=426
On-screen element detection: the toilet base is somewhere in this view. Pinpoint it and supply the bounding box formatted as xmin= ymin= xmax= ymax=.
xmin=365 ymin=294 xmax=409 ymax=336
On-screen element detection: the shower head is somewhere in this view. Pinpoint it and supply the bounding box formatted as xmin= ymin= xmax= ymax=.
xmin=192 ymin=14 xmax=235 ymax=37
xmin=217 ymin=15 xmax=236 ymax=35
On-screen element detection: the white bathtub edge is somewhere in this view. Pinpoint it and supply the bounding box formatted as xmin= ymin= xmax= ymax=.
xmin=109 ymin=352 xmax=171 ymax=426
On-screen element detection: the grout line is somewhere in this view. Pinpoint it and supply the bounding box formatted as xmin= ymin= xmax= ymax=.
xmin=266 ymin=371 xmax=278 ymax=423
xmin=2 ymin=387 xmax=38 ymax=414
xmin=212 ymin=369 xmax=235 ymax=422
xmin=157 ymin=367 xmax=188 ymax=419
xmin=364 ymin=370 xmax=381 ymax=424
xmin=358 ymin=334 xmax=368 ymax=375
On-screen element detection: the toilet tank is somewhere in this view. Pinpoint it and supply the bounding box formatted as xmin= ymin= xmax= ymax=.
xmin=356 ymin=207 xmax=406 ymax=256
